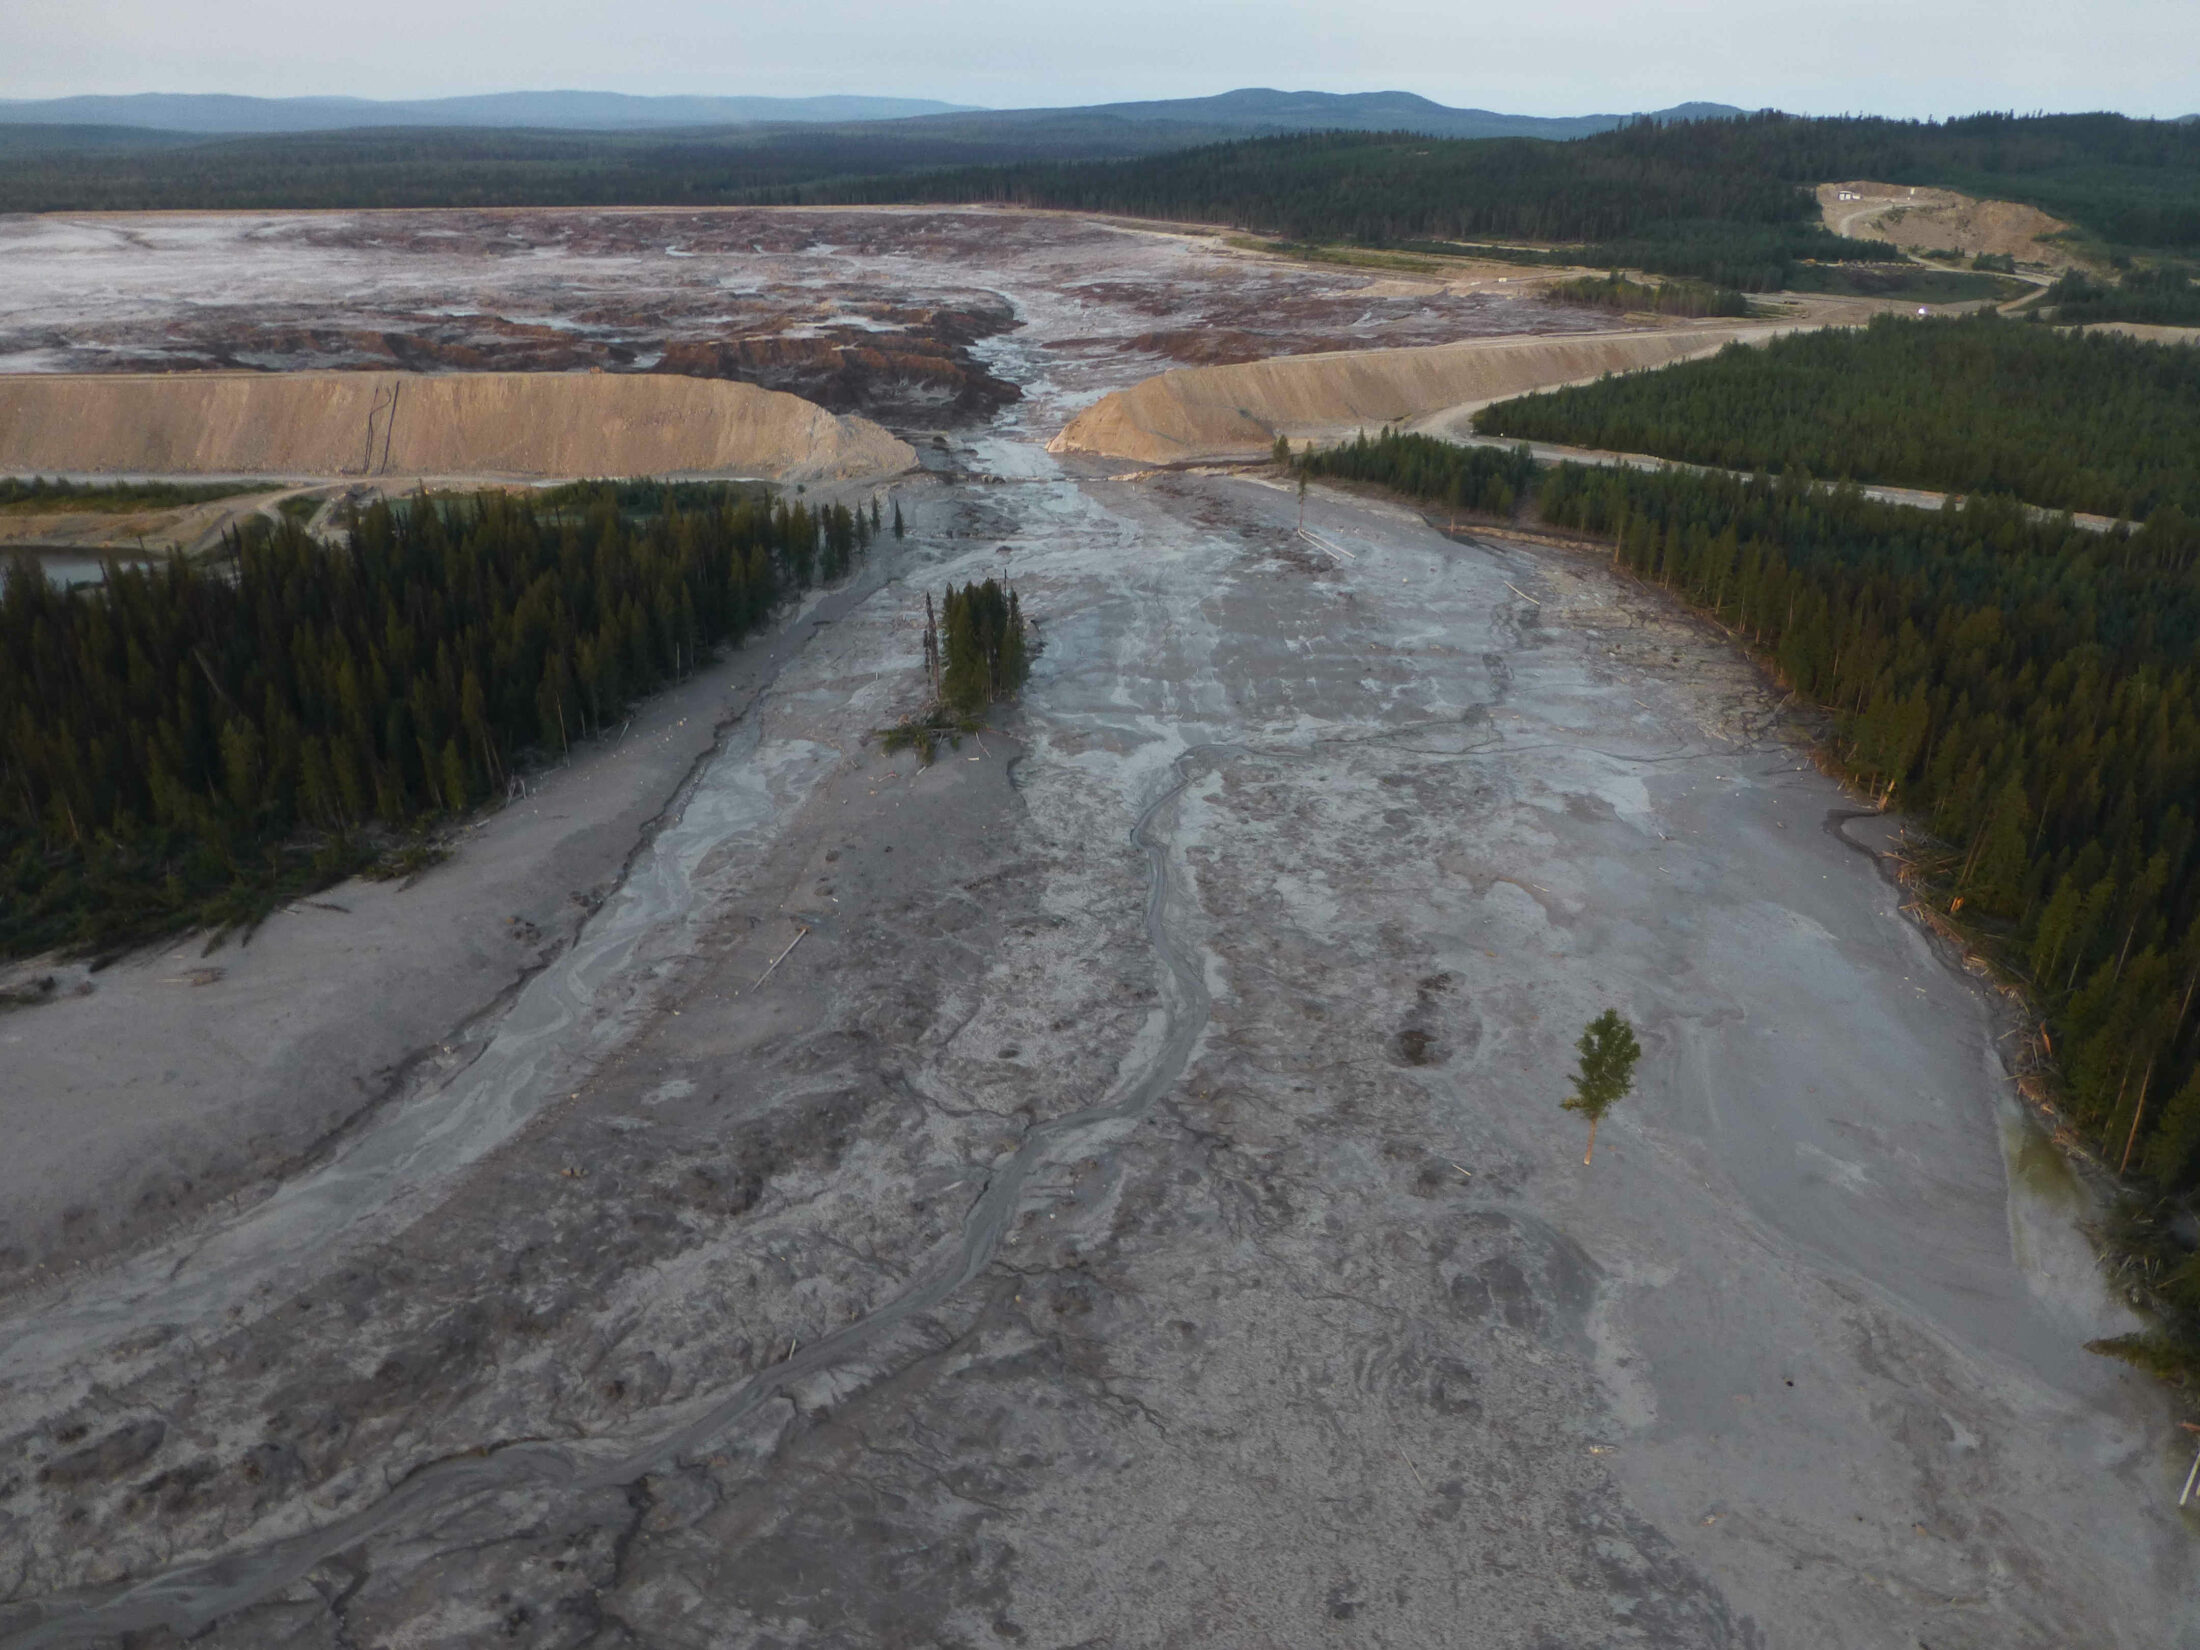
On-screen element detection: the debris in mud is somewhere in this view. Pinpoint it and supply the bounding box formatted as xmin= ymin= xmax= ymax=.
xmin=0 ymin=972 xmax=57 ymax=1009
xmin=36 ymin=1419 xmax=165 ymax=1487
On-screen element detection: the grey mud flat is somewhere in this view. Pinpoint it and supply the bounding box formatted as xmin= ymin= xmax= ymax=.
xmin=0 ymin=216 xmax=2196 ymax=1650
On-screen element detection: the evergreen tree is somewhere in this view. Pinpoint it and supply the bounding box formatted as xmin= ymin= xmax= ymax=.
xmin=935 ymin=579 xmax=1030 ymax=715
xmin=1564 ymin=1010 xmax=1643 ymax=1165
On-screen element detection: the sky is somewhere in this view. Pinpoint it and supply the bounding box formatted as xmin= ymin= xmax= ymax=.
xmin=7 ymin=0 xmax=2198 ymax=119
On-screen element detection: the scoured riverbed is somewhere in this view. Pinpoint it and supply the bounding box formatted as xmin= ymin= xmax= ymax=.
xmin=0 ymin=212 xmax=2194 ymax=1649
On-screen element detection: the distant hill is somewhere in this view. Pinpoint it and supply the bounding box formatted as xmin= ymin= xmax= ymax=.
xmin=0 ymin=87 xmax=1742 ymax=139
xmin=0 ymin=91 xmax=979 ymax=133
xmin=919 ymin=90 xmax=1746 ymax=140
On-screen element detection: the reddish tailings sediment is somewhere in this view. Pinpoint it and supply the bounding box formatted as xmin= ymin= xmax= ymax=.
xmin=1050 ymin=324 xmax=1803 ymax=465
xmin=0 ymin=370 xmax=914 ymax=483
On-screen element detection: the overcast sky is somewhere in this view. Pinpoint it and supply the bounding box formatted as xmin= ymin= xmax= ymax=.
xmin=7 ymin=0 xmax=2197 ymax=119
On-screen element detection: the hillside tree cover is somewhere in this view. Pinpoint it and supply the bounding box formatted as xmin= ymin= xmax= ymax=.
xmin=2045 ymin=266 xmax=2200 ymax=327
xmin=1295 ymin=431 xmax=1537 ymax=516
xmin=0 ymin=484 xmax=874 ymax=957
xmin=8 ymin=110 xmax=2195 ymax=283
xmin=0 ymin=477 xmax=279 ymax=512
xmin=809 ymin=111 xmax=2200 ymax=278
xmin=1475 ymin=314 xmax=2200 ymax=519
xmin=1544 ymin=273 xmax=1750 ymax=318
xmin=812 ymin=124 xmax=1891 ymax=290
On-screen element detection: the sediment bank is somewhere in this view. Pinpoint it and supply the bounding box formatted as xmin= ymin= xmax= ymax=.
xmin=1049 ymin=325 xmax=1795 ymax=464
xmin=0 ymin=371 xmax=915 ymax=483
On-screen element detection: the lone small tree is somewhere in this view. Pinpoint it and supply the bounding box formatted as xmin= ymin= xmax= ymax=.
xmin=1563 ymin=1009 xmax=1641 ymax=1165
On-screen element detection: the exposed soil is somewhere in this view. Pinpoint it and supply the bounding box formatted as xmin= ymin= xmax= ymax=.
xmin=0 ymin=210 xmax=1618 ymax=432
xmin=0 ymin=209 xmax=2193 ymax=1650
xmin=1054 ymin=322 xmax=1794 ymax=463
xmin=0 ymin=371 xmax=913 ymax=482
xmin=1819 ymin=180 xmax=2082 ymax=269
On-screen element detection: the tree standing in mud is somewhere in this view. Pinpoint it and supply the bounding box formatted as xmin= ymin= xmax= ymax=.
xmin=1564 ymin=1009 xmax=1641 ymax=1164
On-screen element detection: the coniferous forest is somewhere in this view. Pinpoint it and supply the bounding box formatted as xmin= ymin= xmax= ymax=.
xmin=2045 ymin=266 xmax=2200 ymax=328
xmin=1295 ymin=432 xmax=1538 ymax=517
xmin=0 ymin=483 xmax=876 ymax=958
xmin=1475 ymin=315 xmax=2200 ymax=520
xmin=813 ymin=111 xmax=2200 ymax=277
xmin=0 ymin=476 xmax=280 ymax=512
xmin=1544 ymin=273 xmax=1752 ymax=318
xmin=936 ymin=578 xmax=1031 ymax=715
xmin=1295 ymin=431 xmax=2200 ymax=1232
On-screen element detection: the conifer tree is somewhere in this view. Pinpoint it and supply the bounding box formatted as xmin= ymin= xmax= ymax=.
xmin=1563 ymin=1010 xmax=1642 ymax=1165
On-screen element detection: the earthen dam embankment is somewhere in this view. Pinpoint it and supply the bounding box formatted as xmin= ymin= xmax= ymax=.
xmin=0 ymin=370 xmax=915 ymax=483
xmin=1050 ymin=325 xmax=1807 ymax=465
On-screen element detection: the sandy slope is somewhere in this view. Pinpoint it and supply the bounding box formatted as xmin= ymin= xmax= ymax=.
xmin=0 ymin=371 xmax=914 ymax=483
xmin=1819 ymin=180 xmax=2080 ymax=268
xmin=1049 ymin=325 xmax=1789 ymax=463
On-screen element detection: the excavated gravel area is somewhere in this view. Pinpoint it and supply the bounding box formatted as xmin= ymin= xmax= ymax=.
xmin=0 ymin=211 xmax=2192 ymax=1649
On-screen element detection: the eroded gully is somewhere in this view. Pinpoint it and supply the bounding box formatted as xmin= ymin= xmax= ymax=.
xmin=2 ymin=463 xmax=1225 ymax=1644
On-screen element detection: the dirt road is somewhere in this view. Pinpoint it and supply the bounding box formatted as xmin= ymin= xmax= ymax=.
xmin=0 ymin=215 xmax=2194 ymax=1649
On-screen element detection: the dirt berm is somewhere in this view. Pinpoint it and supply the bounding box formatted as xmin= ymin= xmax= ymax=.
xmin=0 ymin=370 xmax=915 ymax=482
xmin=1050 ymin=326 xmax=1788 ymax=464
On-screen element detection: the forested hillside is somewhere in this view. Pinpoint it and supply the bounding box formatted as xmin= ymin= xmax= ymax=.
xmin=1295 ymin=431 xmax=2200 ymax=1223
xmin=813 ymin=125 xmax=1889 ymax=289
xmin=0 ymin=477 xmax=278 ymax=511
xmin=10 ymin=108 xmax=2195 ymax=279
xmin=1476 ymin=315 xmax=2200 ymax=519
xmin=0 ymin=122 xmax=1134 ymax=214
xmin=811 ymin=110 xmax=2200 ymax=270
xmin=0 ymin=484 xmax=877 ymax=957
xmin=1586 ymin=109 xmax=2200 ymax=253
xmin=2046 ymin=266 xmax=2200 ymax=327
xmin=1545 ymin=273 xmax=1751 ymax=318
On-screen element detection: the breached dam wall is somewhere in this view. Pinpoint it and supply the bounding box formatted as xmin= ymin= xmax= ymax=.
xmin=0 ymin=371 xmax=915 ymax=483
xmin=1050 ymin=326 xmax=1796 ymax=465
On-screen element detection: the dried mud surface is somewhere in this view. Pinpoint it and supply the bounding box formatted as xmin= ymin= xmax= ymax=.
xmin=0 ymin=211 xmax=2194 ymax=1650
xmin=0 ymin=210 xmax=1613 ymax=430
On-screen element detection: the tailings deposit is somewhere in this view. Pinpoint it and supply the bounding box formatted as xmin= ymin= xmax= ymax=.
xmin=0 ymin=210 xmax=2191 ymax=1650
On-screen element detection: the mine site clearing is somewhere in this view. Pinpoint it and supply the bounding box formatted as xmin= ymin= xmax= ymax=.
xmin=0 ymin=206 xmax=2193 ymax=1648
